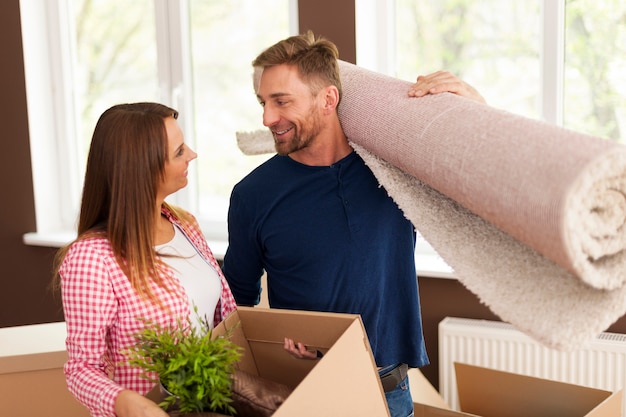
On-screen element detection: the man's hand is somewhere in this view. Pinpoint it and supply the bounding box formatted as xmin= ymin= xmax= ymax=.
xmin=408 ymin=70 xmax=486 ymax=104
xmin=283 ymin=337 xmax=320 ymax=360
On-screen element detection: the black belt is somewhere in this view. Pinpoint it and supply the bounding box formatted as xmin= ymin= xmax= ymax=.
xmin=379 ymin=363 xmax=409 ymax=392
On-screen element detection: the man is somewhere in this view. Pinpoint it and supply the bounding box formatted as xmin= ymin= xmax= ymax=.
xmin=222 ymin=31 xmax=484 ymax=417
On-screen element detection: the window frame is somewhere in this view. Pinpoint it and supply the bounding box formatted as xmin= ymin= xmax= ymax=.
xmin=541 ymin=0 xmax=565 ymax=125
xmin=21 ymin=0 xmax=81 ymax=241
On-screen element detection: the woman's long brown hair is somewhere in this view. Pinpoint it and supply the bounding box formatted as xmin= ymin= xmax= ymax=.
xmin=53 ymin=102 xmax=186 ymax=303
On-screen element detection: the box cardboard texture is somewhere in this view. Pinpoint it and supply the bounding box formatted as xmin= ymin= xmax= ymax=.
xmin=454 ymin=363 xmax=623 ymax=417
xmin=409 ymin=362 xmax=623 ymax=417
xmin=212 ymin=307 xmax=390 ymax=416
xmin=0 ymin=322 xmax=90 ymax=417
xmin=412 ymin=403 xmax=476 ymax=417
xmin=409 ymin=367 xmax=453 ymax=411
xmin=409 ymin=367 xmax=476 ymax=417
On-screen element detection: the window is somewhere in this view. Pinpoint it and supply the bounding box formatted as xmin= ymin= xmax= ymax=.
xmin=357 ymin=0 xmax=626 ymax=141
xmin=393 ymin=0 xmax=543 ymax=119
xmin=21 ymin=0 xmax=295 ymax=250
xmin=23 ymin=1 xmax=625 ymax=276
xmin=187 ymin=1 xmax=292 ymax=231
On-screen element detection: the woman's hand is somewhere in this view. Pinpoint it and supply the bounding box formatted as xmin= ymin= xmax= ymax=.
xmin=283 ymin=337 xmax=320 ymax=360
xmin=114 ymin=390 xmax=170 ymax=417
xmin=408 ymin=70 xmax=486 ymax=104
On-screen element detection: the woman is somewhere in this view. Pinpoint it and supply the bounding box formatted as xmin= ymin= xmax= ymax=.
xmin=54 ymin=103 xmax=237 ymax=417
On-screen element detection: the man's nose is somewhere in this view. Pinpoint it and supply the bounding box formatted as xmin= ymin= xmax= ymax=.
xmin=262 ymin=106 xmax=279 ymax=127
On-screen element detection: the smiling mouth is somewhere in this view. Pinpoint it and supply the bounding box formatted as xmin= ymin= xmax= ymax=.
xmin=273 ymin=127 xmax=293 ymax=137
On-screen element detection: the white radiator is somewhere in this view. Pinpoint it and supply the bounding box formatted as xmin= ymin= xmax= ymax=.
xmin=439 ymin=317 xmax=626 ymax=415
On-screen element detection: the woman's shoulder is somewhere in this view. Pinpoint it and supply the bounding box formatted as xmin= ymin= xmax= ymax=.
xmin=56 ymin=234 xmax=116 ymax=280
xmin=162 ymin=204 xmax=199 ymax=229
xmin=64 ymin=233 xmax=114 ymax=259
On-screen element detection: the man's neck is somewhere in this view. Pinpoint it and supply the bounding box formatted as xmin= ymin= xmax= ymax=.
xmin=289 ymin=121 xmax=353 ymax=166
xmin=289 ymin=141 xmax=353 ymax=166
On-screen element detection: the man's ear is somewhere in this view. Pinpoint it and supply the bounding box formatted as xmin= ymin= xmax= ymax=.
xmin=321 ymin=85 xmax=340 ymax=113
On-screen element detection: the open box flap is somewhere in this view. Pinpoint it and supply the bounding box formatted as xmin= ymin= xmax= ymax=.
xmin=586 ymin=389 xmax=623 ymax=417
xmin=274 ymin=317 xmax=389 ymax=416
xmin=409 ymin=368 xmax=451 ymax=410
xmin=455 ymin=363 xmax=619 ymax=417
xmin=198 ymin=307 xmax=394 ymax=416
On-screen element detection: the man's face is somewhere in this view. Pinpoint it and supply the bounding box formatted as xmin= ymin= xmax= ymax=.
xmin=256 ymin=64 xmax=324 ymax=156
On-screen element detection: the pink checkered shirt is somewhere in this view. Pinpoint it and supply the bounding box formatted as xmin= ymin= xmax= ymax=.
xmin=60 ymin=207 xmax=237 ymax=417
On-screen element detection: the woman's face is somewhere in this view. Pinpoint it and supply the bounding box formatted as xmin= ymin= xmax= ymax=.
xmin=157 ymin=117 xmax=197 ymax=201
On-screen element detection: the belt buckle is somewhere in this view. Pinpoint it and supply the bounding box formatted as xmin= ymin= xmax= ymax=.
xmin=379 ymin=363 xmax=408 ymax=392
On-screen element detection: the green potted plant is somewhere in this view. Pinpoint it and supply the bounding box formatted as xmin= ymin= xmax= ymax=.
xmin=127 ymin=315 xmax=242 ymax=416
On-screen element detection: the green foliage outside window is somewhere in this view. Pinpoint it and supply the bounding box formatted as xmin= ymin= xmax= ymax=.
xmin=394 ymin=0 xmax=626 ymax=143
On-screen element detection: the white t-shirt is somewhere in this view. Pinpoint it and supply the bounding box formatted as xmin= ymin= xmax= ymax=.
xmin=155 ymin=225 xmax=222 ymax=329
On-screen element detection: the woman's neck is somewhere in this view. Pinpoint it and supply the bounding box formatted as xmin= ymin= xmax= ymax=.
xmin=154 ymin=207 xmax=174 ymax=245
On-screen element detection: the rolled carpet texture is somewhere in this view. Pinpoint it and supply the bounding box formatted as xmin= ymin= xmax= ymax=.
xmin=337 ymin=60 xmax=626 ymax=292
xmin=237 ymin=61 xmax=626 ymax=350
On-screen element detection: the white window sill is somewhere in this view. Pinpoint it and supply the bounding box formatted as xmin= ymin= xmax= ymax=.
xmin=23 ymin=232 xmax=77 ymax=249
xmin=22 ymin=232 xmax=229 ymax=261
xmin=414 ymin=253 xmax=456 ymax=279
xmin=22 ymin=232 xmax=456 ymax=279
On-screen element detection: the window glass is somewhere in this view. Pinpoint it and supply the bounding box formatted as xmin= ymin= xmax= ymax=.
xmin=392 ymin=0 xmax=626 ymax=144
xmin=188 ymin=0 xmax=290 ymax=222
xmin=564 ymin=0 xmax=626 ymax=142
xmin=394 ymin=0 xmax=542 ymax=119
xmin=72 ymin=0 xmax=159 ymax=158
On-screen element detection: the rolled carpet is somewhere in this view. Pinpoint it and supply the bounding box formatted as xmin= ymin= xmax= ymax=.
xmin=237 ymin=61 xmax=626 ymax=350
xmin=337 ymin=60 xmax=626 ymax=292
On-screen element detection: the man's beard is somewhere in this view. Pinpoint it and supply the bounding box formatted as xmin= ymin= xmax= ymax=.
xmin=273 ymin=111 xmax=323 ymax=156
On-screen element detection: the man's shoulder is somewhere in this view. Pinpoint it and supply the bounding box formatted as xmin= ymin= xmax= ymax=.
xmin=234 ymin=154 xmax=288 ymax=189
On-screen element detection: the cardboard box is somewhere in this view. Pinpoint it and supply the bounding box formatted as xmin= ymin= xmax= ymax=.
xmin=454 ymin=363 xmax=623 ymax=417
xmin=412 ymin=402 xmax=476 ymax=417
xmin=409 ymin=367 xmax=453 ymax=411
xmin=410 ymin=366 xmax=477 ymax=417
xmin=213 ymin=307 xmax=390 ymax=416
xmin=409 ymin=362 xmax=622 ymax=417
xmin=0 ymin=322 xmax=90 ymax=416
